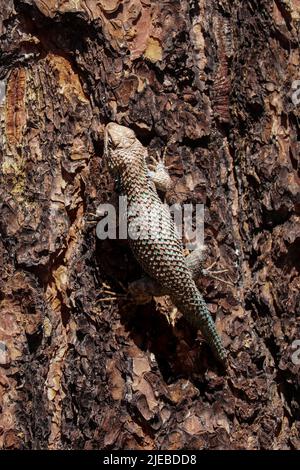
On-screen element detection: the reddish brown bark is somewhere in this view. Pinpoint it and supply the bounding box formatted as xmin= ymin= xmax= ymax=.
xmin=0 ymin=0 xmax=299 ymax=450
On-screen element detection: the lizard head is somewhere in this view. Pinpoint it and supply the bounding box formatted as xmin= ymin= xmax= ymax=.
xmin=104 ymin=122 xmax=145 ymax=174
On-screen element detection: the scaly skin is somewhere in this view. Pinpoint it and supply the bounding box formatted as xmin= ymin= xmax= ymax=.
xmin=104 ymin=122 xmax=227 ymax=365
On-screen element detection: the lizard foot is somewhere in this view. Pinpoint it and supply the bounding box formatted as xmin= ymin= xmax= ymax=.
xmin=147 ymin=135 xmax=178 ymax=192
xmin=202 ymin=261 xmax=234 ymax=287
xmin=147 ymin=152 xmax=173 ymax=192
xmin=96 ymin=281 xmax=128 ymax=304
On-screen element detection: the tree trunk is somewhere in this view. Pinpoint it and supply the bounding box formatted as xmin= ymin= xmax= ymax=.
xmin=0 ymin=0 xmax=299 ymax=450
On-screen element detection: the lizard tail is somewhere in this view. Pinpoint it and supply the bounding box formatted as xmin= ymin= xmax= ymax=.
xmin=172 ymin=289 xmax=227 ymax=366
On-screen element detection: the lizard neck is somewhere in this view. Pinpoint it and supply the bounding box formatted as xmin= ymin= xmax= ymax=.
xmin=119 ymin=150 xmax=151 ymax=198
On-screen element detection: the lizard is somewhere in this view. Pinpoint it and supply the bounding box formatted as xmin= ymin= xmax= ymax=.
xmin=104 ymin=122 xmax=227 ymax=365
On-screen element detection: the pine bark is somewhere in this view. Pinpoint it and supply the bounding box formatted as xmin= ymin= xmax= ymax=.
xmin=0 ymin=0 xmax=299 ymax=450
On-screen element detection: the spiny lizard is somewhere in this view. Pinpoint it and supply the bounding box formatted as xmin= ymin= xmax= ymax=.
xmin=104 ymin=122 xmax=227 ymax=365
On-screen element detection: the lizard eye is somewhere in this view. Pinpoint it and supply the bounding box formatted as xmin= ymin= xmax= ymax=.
xmin=107 ymin=135 xmax=120 ymax=150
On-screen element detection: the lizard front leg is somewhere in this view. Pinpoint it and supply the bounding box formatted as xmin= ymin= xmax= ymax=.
xmin=147 ymin=138 xmax=176 ymax=193
xmin=147 ymin=154 xmax=173 ymax=193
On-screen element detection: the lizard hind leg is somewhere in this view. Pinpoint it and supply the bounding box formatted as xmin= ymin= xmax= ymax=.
xmin=185 ymin=245 xmax=208 ymax=280
xmin=186 ymin=246 xmax=232 ymax=286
